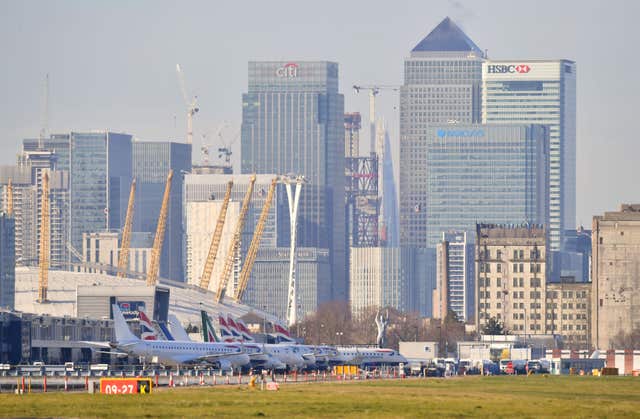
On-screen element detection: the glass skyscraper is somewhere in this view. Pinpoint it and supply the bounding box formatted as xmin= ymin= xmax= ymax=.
xmin=132 ymin=140 xmax=191 ymax=281
xmin=483 ymin=60 xmax=576 ymax=250
xmin=0 ymin=214 xmax=15 ymax=310
xmin=424 ymin=124 xmax=549 ymax=247
xmin=400 ymin=17 xmax=485 ymax=248
xmin=69 ymin=132 xmax=132 ymax=256
xmin=241 ymin=61 xmax=346 ymax=301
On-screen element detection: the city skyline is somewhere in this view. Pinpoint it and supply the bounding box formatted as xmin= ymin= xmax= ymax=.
xmin=0 ymin=1 xmax=638 ymax=227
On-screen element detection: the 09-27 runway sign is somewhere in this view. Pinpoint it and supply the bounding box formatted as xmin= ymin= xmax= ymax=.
xmin=100 ymin=378 xmax=152 ymax=394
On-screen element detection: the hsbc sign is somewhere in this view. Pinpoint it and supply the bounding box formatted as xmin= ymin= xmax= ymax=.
xmin=487 ymin=64 xmax=531 ymax=74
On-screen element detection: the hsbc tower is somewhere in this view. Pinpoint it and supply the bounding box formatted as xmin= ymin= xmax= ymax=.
xmin=482 ymin=60 xmax=576 ymax=251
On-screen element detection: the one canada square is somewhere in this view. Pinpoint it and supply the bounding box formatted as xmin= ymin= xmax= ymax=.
xmin=240 ymin=61 xmax=346 ymax=302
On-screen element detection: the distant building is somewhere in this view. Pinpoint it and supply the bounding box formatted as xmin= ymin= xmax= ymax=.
xmin=245 ymin=247 xmax=330 ymax=319
xmin=192 ymin=165 xmax=232 ymax=175
xmin=0 ymin=214 xmax=15 ymax=309
xmin=132 ymin=140 xmax=191 ymax=281
xmin=241 ymin=61 xmax=346 ymax=301
xmin=546 ymin=280 xmax=591 ymax=350
xmin=0 ymin=165 xmax=34 ymax=266
xmin=345 ymin=155 xmax=379 ymax=247
xmin=344 ymin=113 xmax=361 ymax=158
xmin=434 ymin=231 xmax=474 ymax=322
xmin=551 ymin=227 xmax=591 ymax=283
xmin=400 ymin=17 xmax=485 ymax=248
xmin=592 ymin=204 xmax=640 ymax=349
xmin=349 ymin=247 xmax=432 ymax=317
xmin=80 ymin=231 xmax=153 ymax=276
xmin=475 ymin=224 xmax=547 ymax=335
xmin=423 ymin=124 xmax=549 ymax=248
xmin=483 ymin=59 xmax=576 ymax=250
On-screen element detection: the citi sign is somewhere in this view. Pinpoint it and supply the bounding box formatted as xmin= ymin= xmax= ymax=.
xmin=276 ymin=63 xmax=299 ymax=78
xmin=487 ymin=64 xmax=531 ymax=74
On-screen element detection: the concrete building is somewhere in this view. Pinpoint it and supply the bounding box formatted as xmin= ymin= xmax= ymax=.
xmin=423 ymin=124 xmax=549 ymax=248
xmin=483 ymin=60 xmax=576 ymax=251
xmin=546 ymin=280 xmax=591 ymax=350
xmin=400 ymin=17 xmax=485 ymax=248
xmin=80 ymin=231 xmax=153 ymax=276
xmin=0 ymin=165 xmax=33 ymax=266
xmin=244 ymin=247 xmax=330 ymax=320
xmin=132 ymin=140 xmax=191 ymax=281
xmin=434 ymin=231 xmax=474 ymax=322
xmin=183 ymin=173 xmax=281 ymax=297
xmin=475 ymin=224 xmax=547 ymax=335
xmin=0 ymin=214 xmax=15 ymax=310
xmin=592 ymin=204 xmax=640 ymax=349
xmin=241 ymin=61 xmax=346 ymax=301
xmin=349 ymin=247 xmax=431 ymax=317
xmin=344 ymin=112 xmax=361 ymax=158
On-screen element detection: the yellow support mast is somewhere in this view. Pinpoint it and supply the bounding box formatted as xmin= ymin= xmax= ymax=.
xmin=146 ymin=170 xmax=173 ymax=286
xmin=200 ymin=180 xmax=233 ymax=290
xmin=6 ymin=178 xmax=13 ymax=216
xmin=38 ymin=172 xmax=50 ymax=303
xmin=117 ymin=178 xmax=136 ymax=278
xmin=215 ymin=175 xmax=256 ymax=302
xmin=235 ymin=178 xmax=277 ymax=302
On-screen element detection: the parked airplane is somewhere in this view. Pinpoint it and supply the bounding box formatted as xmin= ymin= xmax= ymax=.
xmin=105 ymin=304 xmax=250 ymax=371
xmin=138 ymin=310 xmax=157 ymax=341
xmin=336 ymin=347 xmax=408 ymax=367
xmin=201 ymin=311 xmax=301 ymax=371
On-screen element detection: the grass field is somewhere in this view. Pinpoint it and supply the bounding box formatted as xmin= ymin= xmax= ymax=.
xmin=1 ymin=376 xmax=639 ymax=418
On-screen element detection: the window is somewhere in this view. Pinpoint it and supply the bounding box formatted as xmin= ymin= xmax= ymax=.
xmin=497 ymin=278 xmax=502 ymax=287
xmin=513 ymin=303 xmax=518 ymax=309
xmin=513 ymin=278 xmax=518 ymax=287
xmin=496 ymin=292 xmax=501 ymax=299
xmin=513 ymin=250 xmax=518 ymax=260
xmin=496 ymin=250 xmax=502 ymax=259
xmin=519 ymin=278 xmax=524 ymax=287
xmin=486 ymin=278 xmax=491 ymax=287
xmin=497 ymin=264 xmax=502 ymax=273
xmin=519 ymin=250 xmax=524 ymax=259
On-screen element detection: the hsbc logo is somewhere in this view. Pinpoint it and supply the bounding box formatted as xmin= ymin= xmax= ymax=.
xmin=276 ymin=63 xmax=299 ymax=78
xmin=487 ymin=64 xmax=531 ymax=74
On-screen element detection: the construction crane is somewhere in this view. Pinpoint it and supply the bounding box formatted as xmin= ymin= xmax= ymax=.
xmin=199 ymin=180 xmax=233 ymax=290
xmin=117 ymin=178 xmax=136 ymax=278
xmin=6 ymin=178 xmax=13 ymax=216
xmin=352 ymin=85 xmax=399 ymax=155
xmin=176 ymin=64 xmax=199 ymax=145
xmin=215 ymin=175 xmax=256 ymax=302
xmin=146 ymin=170 xmax=173 ymax=286
xmin=38 ymin=172 xmax=50 ymax=303
xmin=235 ymin=178 xmax=277 ymax=302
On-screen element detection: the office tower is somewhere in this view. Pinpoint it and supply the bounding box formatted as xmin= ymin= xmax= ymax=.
xmin=183 ymin=174 xmax=281 ymax=290
xmin=475 ymin=224 xmax=547 ymax=336
xmin=592 ymin=204 xmax=640 ymax=349
xmin=400 ymin=17 xmax=485 ymax=248
xmin=0 ymin=165 xmax=32 ymax=266
xmin=0 ymin=213 xmax=15 ymax=309
xmin=132 ymin=140 xmax=191 ymax=281
xmin=423 ymin=124 xmax=549 ymax=248
xmin=241 ymin=61 xmax=346 ymax=301
xmin=483 ymin=60 xmax=576 ymax=250
xmin=349 ymin=247 xmax=426 ymax=317
xmin=345 ymin=155 xmax=379 ymax=247
xmin=434 ymin=231 xmax=474 ymax=322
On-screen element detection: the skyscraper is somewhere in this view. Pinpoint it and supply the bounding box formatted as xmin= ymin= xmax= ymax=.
xmin=399 ymin=17 xmax=485 ymax=248
xmin=241 ymin=61 xmax=346 ymax=301
xmin=132 ymin=140 xmax=191 ymax=281
xmin=483 ymin=60 xmax=576 ymax=250
xmin=0 ymin=213 xmax=15 ymax=309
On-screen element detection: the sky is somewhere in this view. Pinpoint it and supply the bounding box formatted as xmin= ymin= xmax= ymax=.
xmin=0 ymin=0 xmax=638 ymax=227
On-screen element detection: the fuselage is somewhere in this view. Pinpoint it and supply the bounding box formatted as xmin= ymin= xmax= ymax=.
xmin=122 ymin=339 xmax=250 ymax=368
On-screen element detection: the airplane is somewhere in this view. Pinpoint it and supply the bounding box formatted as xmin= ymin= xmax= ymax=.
xmin=201 ymin=311 xmax=301 ymax=371
xmin=335 ymin=346 xmax=408 ymax=367
xmin=104 ymin=304 xmax=250 ymax=372
xmin=138 ymin=310 xmax=158 ymax=341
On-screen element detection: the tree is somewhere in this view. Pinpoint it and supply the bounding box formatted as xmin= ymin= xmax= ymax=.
xmin=482 ymin=317 xmax=506 ymax=335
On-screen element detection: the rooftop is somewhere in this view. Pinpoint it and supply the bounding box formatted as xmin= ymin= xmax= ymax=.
xmin=412 ymin=17 xmax=482 ymax=54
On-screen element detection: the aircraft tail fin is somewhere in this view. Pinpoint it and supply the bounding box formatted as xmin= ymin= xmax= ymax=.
xmin=201 ymin=310 xmax=220 ymax=343
xmin=218 ymin=313 xmax=236 ymax=342
xmin=138 ymin=310 xmax=158 ymax=340
xmin=235 ymin=317 xmax=255 ymax=342
xmin=112 ymin=304 xmax=138 ymax=344
xmin=168 ymin=314 xmax=192 ymax=341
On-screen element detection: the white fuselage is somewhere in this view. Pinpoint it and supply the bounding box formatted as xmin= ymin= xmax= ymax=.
xmin=336 ymin=347 xmax=408 ymax=366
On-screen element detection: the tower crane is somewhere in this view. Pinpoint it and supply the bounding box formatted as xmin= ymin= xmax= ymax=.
xmin=117 ymin=178 xmax=136 ymax=278
xmin=352 ymin=85 xmax=398 ymax=155
xmin=215 ymin=175 xmax=256 ymax=302
xmin=199 ymin=180 xmax=233 ymax=290
xmin=6 ymin=178 xmax=13 ymax=216
xmin=176 ymin=64 xmax=199 ymax=145
xmin=38 ymin=172 xmax=50 ymax=303
xmin=235 ymin=177 xmax=277 ymax=302
xmin=147 ymin=170 xmax=173 ymax=286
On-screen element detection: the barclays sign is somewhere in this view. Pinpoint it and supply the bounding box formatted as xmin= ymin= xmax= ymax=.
xmin=437 ymin=129 xmax=485 ymax=138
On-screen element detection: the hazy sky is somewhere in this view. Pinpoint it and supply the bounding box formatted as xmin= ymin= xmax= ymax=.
xmin=0 ymin=0 xmax=638 ymax=226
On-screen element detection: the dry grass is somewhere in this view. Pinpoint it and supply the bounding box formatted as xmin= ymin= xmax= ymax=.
xmin=1 ymin=375 xmax=639 ymax=418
